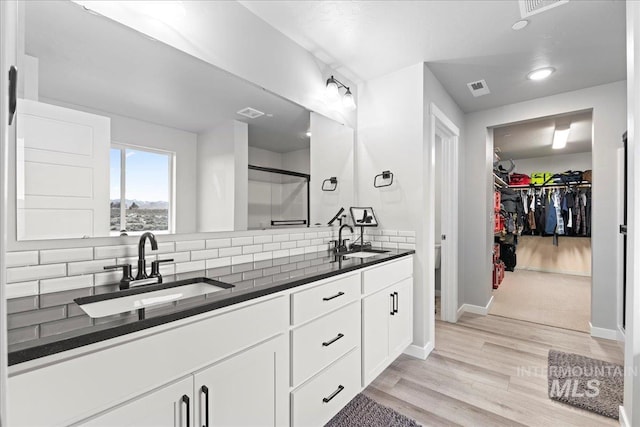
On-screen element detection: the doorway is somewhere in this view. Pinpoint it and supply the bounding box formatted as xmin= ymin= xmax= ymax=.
xmin=430 ymin=103 xmax=459 ymax=324
xmin=489 ymin=110 xmax=593 ymax=332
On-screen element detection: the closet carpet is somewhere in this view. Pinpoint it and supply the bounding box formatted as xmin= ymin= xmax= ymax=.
xmin=489 ymin=270 xmax=591 ymax=333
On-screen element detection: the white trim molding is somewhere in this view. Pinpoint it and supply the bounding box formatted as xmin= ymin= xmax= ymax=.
xmin=404 ymin=341 xmax=434 ymax=360
xmin=620 ymin=405 xmax=630 ymax=427
xmin=589 ymin=322 xmax=620 ymax=341
xmin=457 ymin=296 xmax=495 ymax=318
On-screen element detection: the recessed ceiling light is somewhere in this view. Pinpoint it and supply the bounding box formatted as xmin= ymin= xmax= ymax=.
xmin=552 ymin=125 xmax=571 ymax=149
xmin=512 ymin=20 xmax=529 ymax=31
xmin=527 ymin=67 xmax=555 ymax=81
xmin=305 ymin=131 xmax=312 ymax=138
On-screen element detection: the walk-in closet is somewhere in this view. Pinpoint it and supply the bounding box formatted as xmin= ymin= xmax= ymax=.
xmin=490 ymin=110 xmax=593 ymax=332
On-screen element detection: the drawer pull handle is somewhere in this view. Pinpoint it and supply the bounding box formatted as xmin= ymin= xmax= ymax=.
xmin=394 ymin=291 xmax=399 ymax=314
xmin=322 ymin=385 xmax=345 ymax=403
xmin=181 ymin=394 xmax=191 ymax=427
xmin=323 ymin=291 xmax=345 ymax=301
xmin=200 ymin=385 xmax=209 ymax=427
xmin=390 ymin=293 xmax=395 ymax=315
xmin=322 ymin=333 xmax=344 ymax=347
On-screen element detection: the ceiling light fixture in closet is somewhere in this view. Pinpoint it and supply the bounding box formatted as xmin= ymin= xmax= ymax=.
xmin=527 ymin=67 xmax=555 ymax=81
xmin=326 ymin=75 xmax=356 ymax=110
xmin=552 ymin=124 xmax=571 ymax=149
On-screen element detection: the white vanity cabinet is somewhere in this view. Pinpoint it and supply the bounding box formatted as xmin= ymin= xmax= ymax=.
xmin=362 ymin=258 xmax=414 ymax=386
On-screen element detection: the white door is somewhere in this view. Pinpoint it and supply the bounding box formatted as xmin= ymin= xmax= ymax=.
xmin=80 ymin=376 xmax=193 ymax=427
xmin=194 ymin=335 xmax=288 ymax=427
xmin=362 ymin=289 xmax=391 ymax=386
xmin=16 ymin=99 xmax=110 ymax=240
xmin=389 ymin=278 xmax=414 ymax=358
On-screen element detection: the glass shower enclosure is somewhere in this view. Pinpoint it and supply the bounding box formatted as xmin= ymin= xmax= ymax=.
xmin=248 ymin=165 xmax=310 ymax=229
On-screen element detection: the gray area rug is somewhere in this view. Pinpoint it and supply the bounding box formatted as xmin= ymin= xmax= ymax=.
xmin=325 ymin=393 xmax=421 ymax=427
xmin=548 ymin=349 xmax=623 ymax=419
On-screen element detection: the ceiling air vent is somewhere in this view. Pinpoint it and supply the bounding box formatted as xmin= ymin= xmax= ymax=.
xmin=236 ymin=107 xmax=265 ymax=119
xmin=467 ymin=79 xmax=490 ymax=98
xmin=519 ymin=0 xmax=569 ymax=18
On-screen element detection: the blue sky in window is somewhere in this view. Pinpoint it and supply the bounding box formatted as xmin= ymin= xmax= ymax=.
xmin=110 ymin=148 xmax=170 ymax=202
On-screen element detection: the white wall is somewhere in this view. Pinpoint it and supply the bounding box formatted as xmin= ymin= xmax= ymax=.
xmin=463 ymin=81 xmax=626 ymax=334
xmin=197 ymin=120 xmax=248 ymax=232
xmin=511 ymin=152 xmax=592 ymax=176
xmin=74 ymin=1 xmax=356 ymax=130
xmin=310 ymin=112 xmax=354 ymax=226
xmin=357 ymin=63 xmax=465 ymax=353
xmin=282 ymin=148 xmax=310 ymax=175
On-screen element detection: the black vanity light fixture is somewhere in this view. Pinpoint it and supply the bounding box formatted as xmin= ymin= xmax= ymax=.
xmin=326 ymin=75 xmax=356 ymax=111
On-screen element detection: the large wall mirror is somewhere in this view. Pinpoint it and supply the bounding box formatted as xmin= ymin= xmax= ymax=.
xmin=13 ymin=0 xmax=354 ymax=241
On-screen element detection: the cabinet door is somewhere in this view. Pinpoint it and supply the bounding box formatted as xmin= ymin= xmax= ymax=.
xmin=194 ymin=335 xmax=288 ymax=427
xmin=362 ymin=288 xmax=392 ymax=386
xmin=80 ymin=376 xmax=193 ymax=427
xmin=389 ymin=278 xmax=413 ymax=359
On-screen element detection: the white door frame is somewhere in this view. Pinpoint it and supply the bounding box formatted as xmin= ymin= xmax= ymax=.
xmin=430 ymin=103 xmax=460 ymax=323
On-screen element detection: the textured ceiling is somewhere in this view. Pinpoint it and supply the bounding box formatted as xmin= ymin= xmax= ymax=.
xmin=240 ymin=0 xmax=626 ymax=112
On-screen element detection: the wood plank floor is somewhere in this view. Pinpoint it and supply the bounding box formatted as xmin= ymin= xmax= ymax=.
xmin=363 ymin=312 xmax=624 ymax=427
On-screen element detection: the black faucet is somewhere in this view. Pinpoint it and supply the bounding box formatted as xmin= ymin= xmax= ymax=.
xmin=136 ymin=232 xmax=158 ymax=280
xmin=336 ymin=224 xmax=354 ymax=253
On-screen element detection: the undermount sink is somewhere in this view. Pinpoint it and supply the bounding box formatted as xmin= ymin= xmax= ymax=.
xmin=75 ymin=278 xmax=233 ymax=319
xmin=342 ymin=249 xmax=390 ymax=259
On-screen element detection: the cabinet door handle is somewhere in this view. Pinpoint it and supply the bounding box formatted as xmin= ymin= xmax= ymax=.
xmin=8 ymin=66 xmax=17 ymax=125
xmin=322 ymin=385 xmax=345 ymax=403
xmin=181 ymin=394 xmax=191 ymax=427
xmin=323 ymin=291 xmax=344 ymax=301
xmin=200 ymin=385 xmax=209 ymax=427
xmin=394 ymin=291 xmax=399 ymax=314
xmin=390 ymin=293 xmax=395 ymax=315
xmin=322 ymin=333 xmax=344 ymax=347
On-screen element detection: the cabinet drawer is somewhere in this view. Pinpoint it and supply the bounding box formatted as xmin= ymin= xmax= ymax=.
xmin=291 ymin=273 xmax=360 ymax=325
xmin=291 ymin=349 xmax=360 ymax=427
xmin=291 ymin=302 xmax=360 ymax=387
xmin=362 ymin=256 xmax=412 ymax=295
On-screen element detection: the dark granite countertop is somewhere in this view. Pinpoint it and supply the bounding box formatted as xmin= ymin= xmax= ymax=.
xmin=8 ymin=249 xmax=414 ymax=366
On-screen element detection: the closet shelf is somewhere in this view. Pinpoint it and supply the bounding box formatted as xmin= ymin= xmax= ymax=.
xmin=493 ymin=173 xmax=508 ymax=188
xmin=509 ymin=180 xmax=591 ymax=189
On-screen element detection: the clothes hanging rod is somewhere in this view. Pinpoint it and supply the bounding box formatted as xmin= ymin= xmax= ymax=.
xmin=509 ymin=181 xmax=591 ymax=189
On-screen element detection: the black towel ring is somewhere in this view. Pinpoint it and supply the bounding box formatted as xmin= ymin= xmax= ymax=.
xmin=374 ymin=170 xmax=393 ymax=188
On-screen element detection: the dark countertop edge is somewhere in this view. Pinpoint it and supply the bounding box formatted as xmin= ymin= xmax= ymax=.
xmin=9 ymin=250 xmax=414 ymax=366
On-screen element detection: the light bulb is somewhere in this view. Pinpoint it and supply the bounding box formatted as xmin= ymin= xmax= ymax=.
xmin=527 ymin=67 xmax=555 ymax=81
xmin=326 ymin=77 xmax=340 ymax=100
xmin=342 ymin=90 xmax=356 ymax=110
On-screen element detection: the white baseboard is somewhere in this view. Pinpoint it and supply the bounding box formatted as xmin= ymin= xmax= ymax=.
xmin=619 ymin=405 xmax=630 ymax=427
xmin=458 ymin=296 xmax=494 ymax=317
xmin=404 ymin=342 xmax=434 ymax=360
xmin=589 ymin=322 xmax=619 ymax=341
xmin=617 ymin=326 xmax=626 ymax=343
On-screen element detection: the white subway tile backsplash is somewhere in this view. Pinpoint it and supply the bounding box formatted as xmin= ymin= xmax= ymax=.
xmin=253 ymin=235 xmax=273 ymax=244
xmin=191 ymin=249 xmax=219 ymax=261
xmin=159 ymin=263 xmax=175 ymax=276
xmin=6 ymin=281 xmax=39 ymax=299
xmin=40 ymin=275 xmax=93 ymax=294
xmin=242 ymin=244 xmax=262 ymax=254
xmin=311 ymin=238 xmax=324 ymax=245
xmin=175 ymin=260 xmax=205 ymax=274
xmin=163 ymin=252 xmax=191 ymax=263
xmin=280 ymin=241 xmax=296 ymax=250
xmin=157 ymin=242 xmax=176 ymax=253
xmin=389 ymin=236 xmax=406 ymax=243
xmin=6 ymin=251 xmax=39 ymax=268
xmin=318 ymin=231 xmax=331 ymax=238
xmin=304 ymin=232 xmax=318 ymax=240
xmin=219 ymin=246 xmax=242 ymax=257
xmin=94 ymin=245 xmax=137 ymax=259
xmin=382 ymin=230 xmax=398 ymax=236
xmin=94 ymin=270 xmax=121 ymax=286
xmin=406 ymin=237 xmax=416 ymax=243
xmin=296 ymin=240 xmax=310 ymax=248
xmin=273 ymin=234 xmax=290 ymax=242
xmin=376 ymin=236 xmax=390 ymax=242
xmin=232 ymin=236 xmax=253 ymax=246
xmin=206 ymin=257 xmax=231 ymax=269
xmin=175 ymin=240 xmax=205 ymax=252
xmin=262 ymin=242 xmax=281 ymax=251
xmin=254 ymin=251 xmax=273 ymax=262
xmin=7 ymin=264 xmax=66 ymax=283
xmin=289 ymin=248 xmax=305 ymax=256
xmin=231 ymin=254 xmax=253 ymax=265
xmin=68 ymin=259 xmax=116 ymax=276
xmin=382 ymin=242 xmax=399 ymax=250
xmin=304 ymin=246 xmax=318 ymax=254
xmin=289 ymin=233 xmax=304 ymax=240
xmin=398 ymin=230 xmax=416 ymax=237
xmin=273 ymin=249 xmax=290 ymax=259
xmin=206 ymin=238 xmax=232 ymax=249
xmin=40 ymin=248 xmax=93 ymax=264
xmin=398 ymin=243 xmax=416 ymax=250
xmin=117 ymin=254 xmax=157 ymax=265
